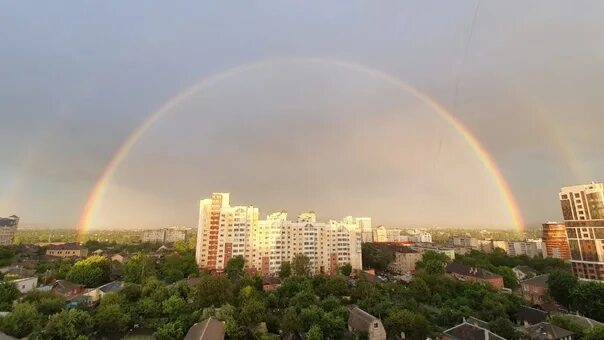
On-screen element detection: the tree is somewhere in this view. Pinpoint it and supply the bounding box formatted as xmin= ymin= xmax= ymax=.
xmin=279 ymin=261 xmax=292 ymax=279
xmin=416 ymin=251 xmax=449 ymax=276
xmin=494 ymin=266 xmax=518 ymax=289
xmin=314 ymin=276 xmax=349 ymax=298
xmin=66 ymin=255 xmax=111 ymax=287
xmin=280 ymin=307 xmax=299 ymax=334
xmin=550 ymin=314 xmax=586 ymax=335
xmin=548 ymin=270 xmax=578 ymax=308
xmin=0 ymin=282 xmax=19 ymax=311
xmin=292 ymin=254 xmax=311 ymax=277
xmin=44 ymin=309 xmax=94 ymax=340
xmin=383 ymin=309 xmax=430 ymax=340
xmin=162 ymin=294 xmax=187 ymax=318
xmin=571 ymin=281 xmax=604 ymax=321
xmin=584 ymin=325 xmax=604 ymax=340
xmin=154 ymin=321 xmax=185 ymax=340
xmin=340 ymin=263 xmax=352 ymax=276
xmin=160 ymin=253 xmax=198 ymax=283
xmin=361 ymin=243 xmax=394 ymax=270
xmin=226 ymin=256 xmax=245 ymax=282
xmin=0 ymin=302 xmax=43 ymax=338
xmin=95 ymin=303 xmax=131 ymax=335
xmin=123 ymin=253 xmax=157 ymax=284
xmin=238 ymin=286 xmax=266 ymax=329
xmin=307 ymin=324 xmax=324 ymax=340
xmin=489 ymin=318 xmax=520 ymax=339
xmin=119 ymin=282 xmax=142 ymax=302
xmin=194 ymin=275 xmax=233 ymax=308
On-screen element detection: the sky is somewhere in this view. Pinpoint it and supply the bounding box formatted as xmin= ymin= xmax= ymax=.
xmin=1 ymin=1 xmax=603 ymax=229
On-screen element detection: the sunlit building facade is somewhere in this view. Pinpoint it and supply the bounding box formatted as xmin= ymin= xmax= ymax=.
xmin=356 ymin=217 xmax=373 ymax=243
xmin=0 ymin=215 xmax=18 ymax=246
xmin=542 ymin=222 xmax=570 ymax=260
xmin=373 ymin=226 xmax=388 ymax=243
xmin=560 ymin=183 xmax=604 ymax=280
xmin=196 ymin=194 xmax=363 ymax=275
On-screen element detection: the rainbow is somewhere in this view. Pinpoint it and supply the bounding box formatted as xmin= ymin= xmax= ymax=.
xmin=77 ymin=58 xmax=524 ymax=240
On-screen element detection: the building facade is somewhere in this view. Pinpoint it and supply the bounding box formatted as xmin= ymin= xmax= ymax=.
xmin=356 ymin=217 xmax=373 ymax=243
xmin=143 ymin=228 xmax=188 ymax=243
xmin=388 ymin=249 xmax=422 ymax=274
xmin=46 ymin=243 xmax=88 ymax=258
xmin=0 ymin=215 xmax=18 ymax=246
xmin=507 ymin=241 xmax=541 ymax=258
xmin=195 ymin=193 xmax=363 ymax=275
xmin=560 ymin=183 xmax=604 ymax=280
xmin=373 ymin=226 xmax=388 ymax=243
xmin=542 ymin=222 xmax=571 ymax=260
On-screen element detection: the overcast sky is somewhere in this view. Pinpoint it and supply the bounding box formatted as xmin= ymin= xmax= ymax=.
xmin=1 ymin=1 xmax=603 ymax=229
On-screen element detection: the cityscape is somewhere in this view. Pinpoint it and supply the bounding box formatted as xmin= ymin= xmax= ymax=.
xmin=2 ymin=2 xmax=604 ymax=340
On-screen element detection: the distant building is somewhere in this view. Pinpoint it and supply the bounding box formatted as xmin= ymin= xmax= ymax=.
xmin=83 ymin=281 xmax=124 ymax=304
xmin=492 ymin=240 xmax=509 ymax=253
xmin=542 ymin=222 xmax=571 ymax=260
xmin=356 ymin=217 xmax=373 ymax=243
xmin=442 ymin=320 xmax=506 ymax=340
xmin=445 ymin=262 xmax=504 ymax=289
xmin=184 ymin=318 xmax=225 ymax=340
xmin=559 ymin=182 xmax=604 ymax=281
xmin=143 ymin=227 xmax=188 ymax=243
xmin=347 ymin=307 xmax=386 ymax=340
xmin=388 ymin=248 xmax=422 ymax=274
xmin=520 ymin=274 xmax=549 ymax=305
xmin=11 ymin=277 xmax=37 ymax=294
xmin=513 ymin=265 xmax=538 ymax=281
xmin=0 ymin=215 xmax=18 ymax=246
xmin=408 ymin=232 xmax=432 ymax=243
xmin=46 ymin=243 xmax=88 ymax=258
xmin=507 ymin=240 xmax=541 ymax=258
xmin=412 ymin=244 xmax=455 ymax=260
xmin=386 ymin=229 xmax=404 ymax=242
xmin=449 ymin=236 xmax=477 ymax=248
xmin=42 ymin=280 xmax=85 ymax=298
xmin=373 ymin=226 xmax=388 ymax=243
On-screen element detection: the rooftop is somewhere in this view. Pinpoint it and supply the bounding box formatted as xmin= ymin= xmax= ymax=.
xmin=521 ymin=274 xmax=549 ymax=287
xmin=521 ymin=322 xmax=574 ymax=340
xmin=445 ymin=262 xmax=501 ymax=280
xmin=443 ymin=322 xmax=506 ymax=340
xmin=184 ymin=318 xmax=225 ymax=340
xmin=516 ymin=306 xmax=548 ymax=325
xmin=348 ymin=307 xmax=380 ymax=332
xmin=47 ymin=243 xmax=85 ymax=251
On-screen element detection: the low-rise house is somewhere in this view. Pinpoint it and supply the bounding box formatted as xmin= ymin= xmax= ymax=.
xmin=388 ymin=248 xmax=422 ymax=274
xmin=42 ymin=280 xmax=85 ymax=299
xmin=11 ymin=277 xmax=38 ymax=294
xmin=83 ymin=281 xmax=124 ymax=304
xmin=442 ymin=321 xmax=506 ymax=340
xmin=520 ymin=275 xmax=549 ymax=305
xmin=516 ymin=306 xmax=548 ymax=326
xmin=262 ymin=277 xmax=281 ymax=292
xmin=46 ymin=243 xmax=88 ymax=258
xmin=520 ymin=322 xmax=575 ymax=340
xmin=110 ymin=254 xmax=128 ymax=263
xmin=0 ymin=265 xmax=35 ymax=278
xmin=184 ymin=318 xmax=225 ymax=340
xmin=347 ymin=307 xmax=387 ymax=340
xmin=513 ymin=266 xmax=538 ymax=281
xmin=445 ymin=262 xmax=504 ymax=289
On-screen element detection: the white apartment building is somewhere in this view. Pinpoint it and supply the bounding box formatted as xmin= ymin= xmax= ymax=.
xmin=143 ymin=227 xmax=188 ymax=243
xmin=373 ymin=226 xmax=388 ymax=243
xmin=409 ymin=232 xmax=432 ymax=243
xmin=356 ymin=217 xmax=373 ymax=243
xmin=195 ymin=194 xmax=363 ymax=275
xmin=0 ymin=216 xmax=18 ymax=246
xmin=507 ymin=241 xmax=541 ymax=258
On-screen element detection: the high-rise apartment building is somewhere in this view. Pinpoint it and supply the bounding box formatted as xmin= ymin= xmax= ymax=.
xmin=0 ymin=215 xmax=18 ymax=246
xmin=356 ymin=217 xmax=373 ymax=243
xmin=542 ymin=222 xmax=570 ymax=260
xmin=143 ymin=227 xmax=188 ymax=244
xmin=559 ymin=182 xmax=604 ymax=280
xmin=195 ymin=194 xmax=363 ymax=275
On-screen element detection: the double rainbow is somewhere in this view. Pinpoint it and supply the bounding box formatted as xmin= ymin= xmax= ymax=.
xmin=77 ymin=58 xmax=524 ymax=240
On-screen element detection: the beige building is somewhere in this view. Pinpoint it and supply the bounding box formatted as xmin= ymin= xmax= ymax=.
xmin=143 ymin=227 xmax=188 ymax=243
xmin=373 ymin=226 xmax=388 ymax=243
xmin=388 ymin=248 xmax=422 ymax=274
xmin=0 ymin=215 xmax=18 ymax=246
xmin=46 ymin=243 xmax=88 ymax=258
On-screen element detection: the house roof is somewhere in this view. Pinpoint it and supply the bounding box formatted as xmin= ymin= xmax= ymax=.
xmin=521 ymin=274 xmax=549 ymax=288
xmin=466 ymin=316 xmax=490 ymax=330
xmin=522 ymin=322 xmax=574 ymax=340
xmin=445 ymin=262 xmax=501 ymax=280
xmin=558 ymin=314 xmax=603 ymax=329
xmin=514 ymin=266 xmax=537 ymax=274
xmin=516 ymin=306 xmax=548 ymax=325
xmin=443 ymin=322 xmax=506 ymax=340
xmin=348 ymin=307 xmax=380 ymax=332
xmin=52 ymin=280 xmax=83 ymax=294
xmin=98 ymin=281 xmax=123 ymax=293
xmin=262 ymin=276 xmax=281 ymax=285
xmin=47 ymin=243 xmax=84 ymax=251
xmin=184 ymin=318 xmax=225 ymax=340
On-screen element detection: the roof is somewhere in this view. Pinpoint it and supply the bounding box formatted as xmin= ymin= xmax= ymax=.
xmin=47 ymin=243 xmax=84 ymax=251
xmin=466 ymin=316 xmax=490 ymax=330
xmin=522 ymin=322 xmax=574 ymax=340
xmin=262 ymin=276 xmax=281 ymax=285
xmin=445 ymin=262 xmax=501 ymax=280
xmin=11 ymin=277 xmax=37 ymax=284
xmin=52 ymin=280 xmax=83 ymax=294
xmin=348 ymin=307 xmax=379 ymax=332
xmin=516 ymin=306 xmax=548 ymax=325
xmin=184 ymin=318 xmax=225 ymax=340
xmin=98 ymin=281 xmax=123 ymax=293
xmin=558 ymin=314 xmax=603 ymax=329
xmin=443 ymin=322 xmax=506 ymax=340
xmin=521 ymin=274 xmax=549 ymax=288
xmin=514 ymin=266 xmax=537 ymax=274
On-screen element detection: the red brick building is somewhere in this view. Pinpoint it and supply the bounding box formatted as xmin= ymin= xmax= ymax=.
xmin=445 ymin=262 xmax=504 ymax=289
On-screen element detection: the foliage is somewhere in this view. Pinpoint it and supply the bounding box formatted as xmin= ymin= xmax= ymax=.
xmin=159 ymin=253 xmax=198 ymax=283
xmin=66 ymin=255 xmax=111 ymax=287
xmin=549 ymin=314 xmax=587 ymax=335
xmin=194 ymin=275 xmax=233 ymax=308
xmin=95 ymin=303 xmax=131 ymax=335
xmin=0 ymin=302 xmax=43 ymax=338
xmin=361 ymin=243 xmax=394 ymax=270
xmin=226 ymin=256 xmax=246 ymax=282
xmin=292 ymin=254 xmax=311 ymax=277
xmin=584 ymin=326 xmax=604 ymax=340
xmin=548 ymin=270 xmax=578 ymax=308
xmin=416 ymin=251 xmax=449 ymax=275
xmin=340 ymin=263 xmax=352 ymax=276
xmin=494 ymin=266 xmax=518 ymax=289
xmin=279 ymin=261 xmax=292 ymax=279
xmin=0 ymin=281 xmax=20 ymax=311
xmin=307 ymin=324 xmax=323 ymax=340
xmin=489 ymin=318 xmax=520 ymax=339
xmin=122 ymin=253 xmax=157 ymax=284
xmin=571 ymin=281 xmax=604 ymax=321
xmin=383 ymin=309 xmax=430 ymax=340
xmin=44 ymin=309 xmax=94 ymax=340
xmin=154 ymin=321 xmax=185 ymax=340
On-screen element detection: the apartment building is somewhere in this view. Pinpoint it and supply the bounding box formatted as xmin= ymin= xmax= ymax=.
xmin=195 ymin=194 xmax=363 ymax=275
xmin=560 ymin=183 xmax=604 ymax=280
xmin=373 ymin=226 xmax=388 ymax=243
xmin=542 ymin=222 xmax=570 ymax=260
xmin=507 ymin=241 xmax=541 ymax=258
xmin=143 ymin=227 xmax=188 ymax=243
xmin=356 ymin=217 xmax=373 ymax=243
xmin=0 ymin=215 xmax=18 ymax=246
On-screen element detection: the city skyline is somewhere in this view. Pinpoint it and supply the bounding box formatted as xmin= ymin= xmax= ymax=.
xmin=2 ymin=2 xmax=604 ymax=229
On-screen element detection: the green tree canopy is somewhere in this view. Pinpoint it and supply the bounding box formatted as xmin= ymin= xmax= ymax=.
xmin=339 ymin=263 xmax=352 ymax=276
xmin=279 ymin=261 xmax=292 ymax=279
xmin=548 ymin=270 xmax=578 ymax=308
xmin=44 ymin=309 xmax=94 ymax=340
xmin=66 ymin=255 xmax=111 ymax=287
xmin=292 ymin=254 xmax=311 ymax=277
xmin=571 ymin=281 xmax=604 ymax=321
xmin=584 ymin=325 xmax=604 ymax=340
xmin=0 ymin=302 xmax=43 ymax=338
xmin=194 ymin=275 xmax=233 ymax=308
xmin=122 ymin=253 xmax=157 ymax=284
xmin=361 ymin=243 xmax=394 ymax=270
xmin=0 ymin=281 xmax=20 ymax=311
xmin=226 ymin=256 xmax=245 ymax=282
